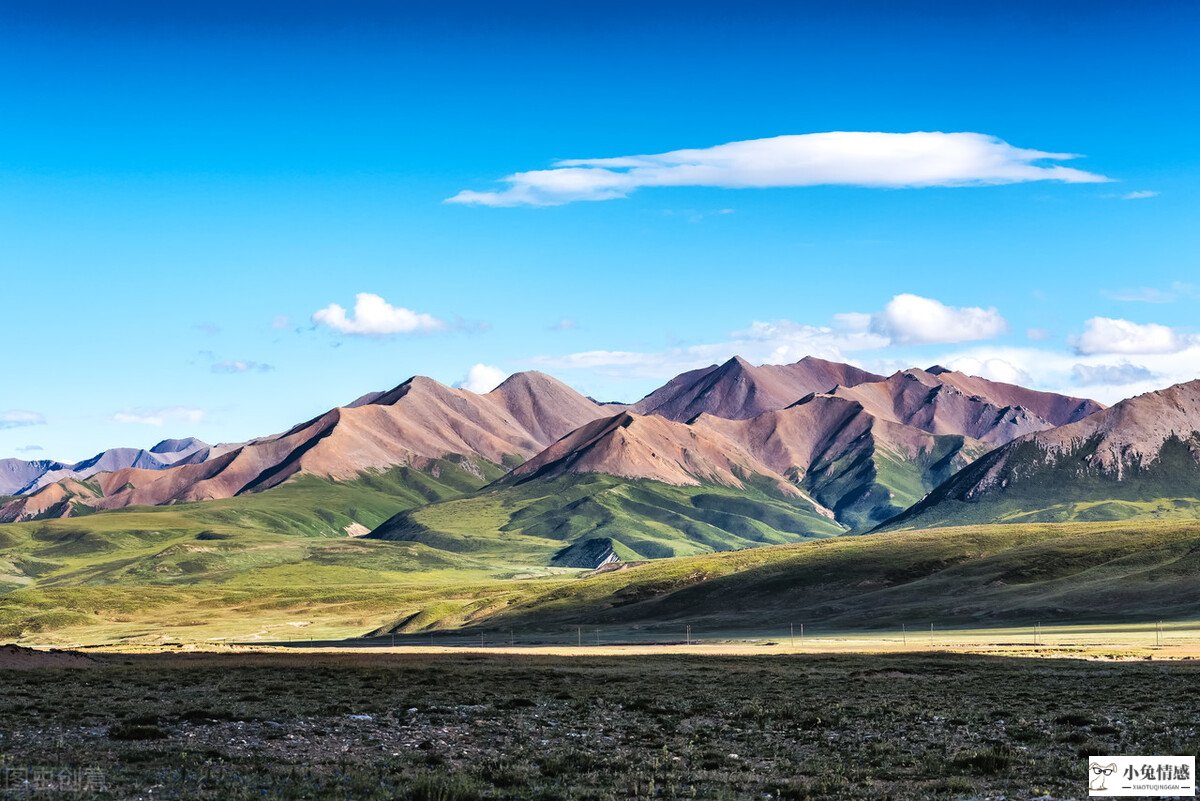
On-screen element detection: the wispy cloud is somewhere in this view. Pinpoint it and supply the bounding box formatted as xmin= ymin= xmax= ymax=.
xmin=1121 ymin=190 xmax=1159 ymax=200
xmin=448 ymin=132 xmax=1111 ymax=207
xmin=1070 ymin=363 xmax=1157 ymax=386
xmin=549 ymin=318 xmax=578 ymax=332
xmin=112 ymin=407 xmax=206 ymax=427
xmin=0 ymin=410 xmax=46 ymax=430
xmin=212 ymin=360 xmax=274 ymax=374
xmin=312 ymin=293 xmax=446 ymax=336
xmin=16 ymin=445 xmax=44 ymax=453
xmin=1102 ymin=282 xmax=1197 ymax=304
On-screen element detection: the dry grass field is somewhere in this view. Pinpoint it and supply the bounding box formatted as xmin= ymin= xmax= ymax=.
xmin=1 ymin=644 xmax=1197 ymax=800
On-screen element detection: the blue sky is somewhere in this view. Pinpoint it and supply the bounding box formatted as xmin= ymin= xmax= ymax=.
xmin=2 ymin=0 xmax=1198 ymax=461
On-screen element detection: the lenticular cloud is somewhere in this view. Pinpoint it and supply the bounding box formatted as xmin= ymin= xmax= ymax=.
xmin=447 ymin=131 xmax=1111 ymax=206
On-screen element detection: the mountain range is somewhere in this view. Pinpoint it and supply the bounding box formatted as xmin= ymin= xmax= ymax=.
xmin=0 ymin=437 xmax=211 ymax=497
xmin=883 ymin=378 xmax=1200 ymax=529
xmin=3 ymin=354 xmax=1196 ymax=566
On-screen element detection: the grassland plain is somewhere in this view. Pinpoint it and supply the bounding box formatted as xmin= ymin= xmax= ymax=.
xmin=0 ymin=650 xmax=1197 ymax=800
xmin=2 ymin=516 xmax=1199 ymax=646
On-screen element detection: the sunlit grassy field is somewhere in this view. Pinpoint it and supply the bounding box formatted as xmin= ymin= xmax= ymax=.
xmin=3 ymin=516 xmax=1198 ymax=649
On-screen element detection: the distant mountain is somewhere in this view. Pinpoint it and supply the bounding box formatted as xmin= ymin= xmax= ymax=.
xmin=0 ymin=438 xmax=210 ymax=497
xmin=0 ymin=372 xmax=609 ymax=522
xmin=882 ymin=379 xmax=1200 ymax=529
xmin=831 ymin=368 xmax=1101 ymax=445
xmin=632 ymin=355 xmax=882 ymax=421
xmin=0 ymin=458 xmax=69 ymax=496
xmin=922 ymin=366 xmax=1102 ymax=425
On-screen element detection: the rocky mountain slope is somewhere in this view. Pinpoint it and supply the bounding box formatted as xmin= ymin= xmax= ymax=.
xmin=695 ymin=393 xmax=989 ymax=529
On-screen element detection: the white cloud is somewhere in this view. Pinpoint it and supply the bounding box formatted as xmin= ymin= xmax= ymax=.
xmin=212 ymin=360 xmax=274 ymax=374
xmin=271 ymin=314 xmax=292 ymax=329
xmin=0 ymin=410 xmax=45 ymax=430
xmin=112 ymin=407 xmax=207 ymax=427
xmin=870 ymin=294 xmax=1008 ymax=345
xmin=312 ymin=293 xmax=446 ymax=336
xmin=447 ymin=132 xmax=1110 ymax=207
xmin=16 ymin=445 xmax=44 ymax=453
xmin=945 ymin=357 xmax=1030 ymax=386
xmin=1026 ymin=327 xmax=1051 ymax=341
xmin=1121 ymin=190 xmax=1159 ymax=200
xmin=1072 ymin=317 xmax=1194 ymax=355
xmin=454 ymin=363 xmax=509 ymax=393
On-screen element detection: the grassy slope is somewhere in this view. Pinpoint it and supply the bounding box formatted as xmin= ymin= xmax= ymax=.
xmin=803 ymin=435 xmax=981 ymax=531
xmin=368 ymin=473 xmax=846 ymax=563
xmin=884 ymin=434 xmax=1200 ymax=530
xmin=415 ymin=520 xmax=1198 ymax=635
xmin=0 ymin=459 xmax=529 ymax=638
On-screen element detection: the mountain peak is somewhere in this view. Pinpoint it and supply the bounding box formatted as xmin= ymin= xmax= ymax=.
xmin=150 ymin=437 xmax=207 ymax=455
xmin=367 ymin=375 xmax=451 ymax=407
xmin=722 ymin=355 xmax=755 ymax=370
xmin=634 ymin=356 xmax=882 ymax=422
xmin=489 ymin=370 xmax=568 ymax=394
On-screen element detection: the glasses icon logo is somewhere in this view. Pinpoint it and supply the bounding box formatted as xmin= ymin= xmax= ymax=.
xmin=1090 ymin=762 xmax=1117 ymax=791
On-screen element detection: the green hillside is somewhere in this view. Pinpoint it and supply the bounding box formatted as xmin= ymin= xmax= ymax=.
xmin=0 ymin=458 xmax=506 ymax=592
xmin=3 ymin=515 xmax=1198 ymax=646
xmin=369 ymin=473 xmax=846 ymax=563
xmin=387 ymin=519 xmax=1200 ymax=635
